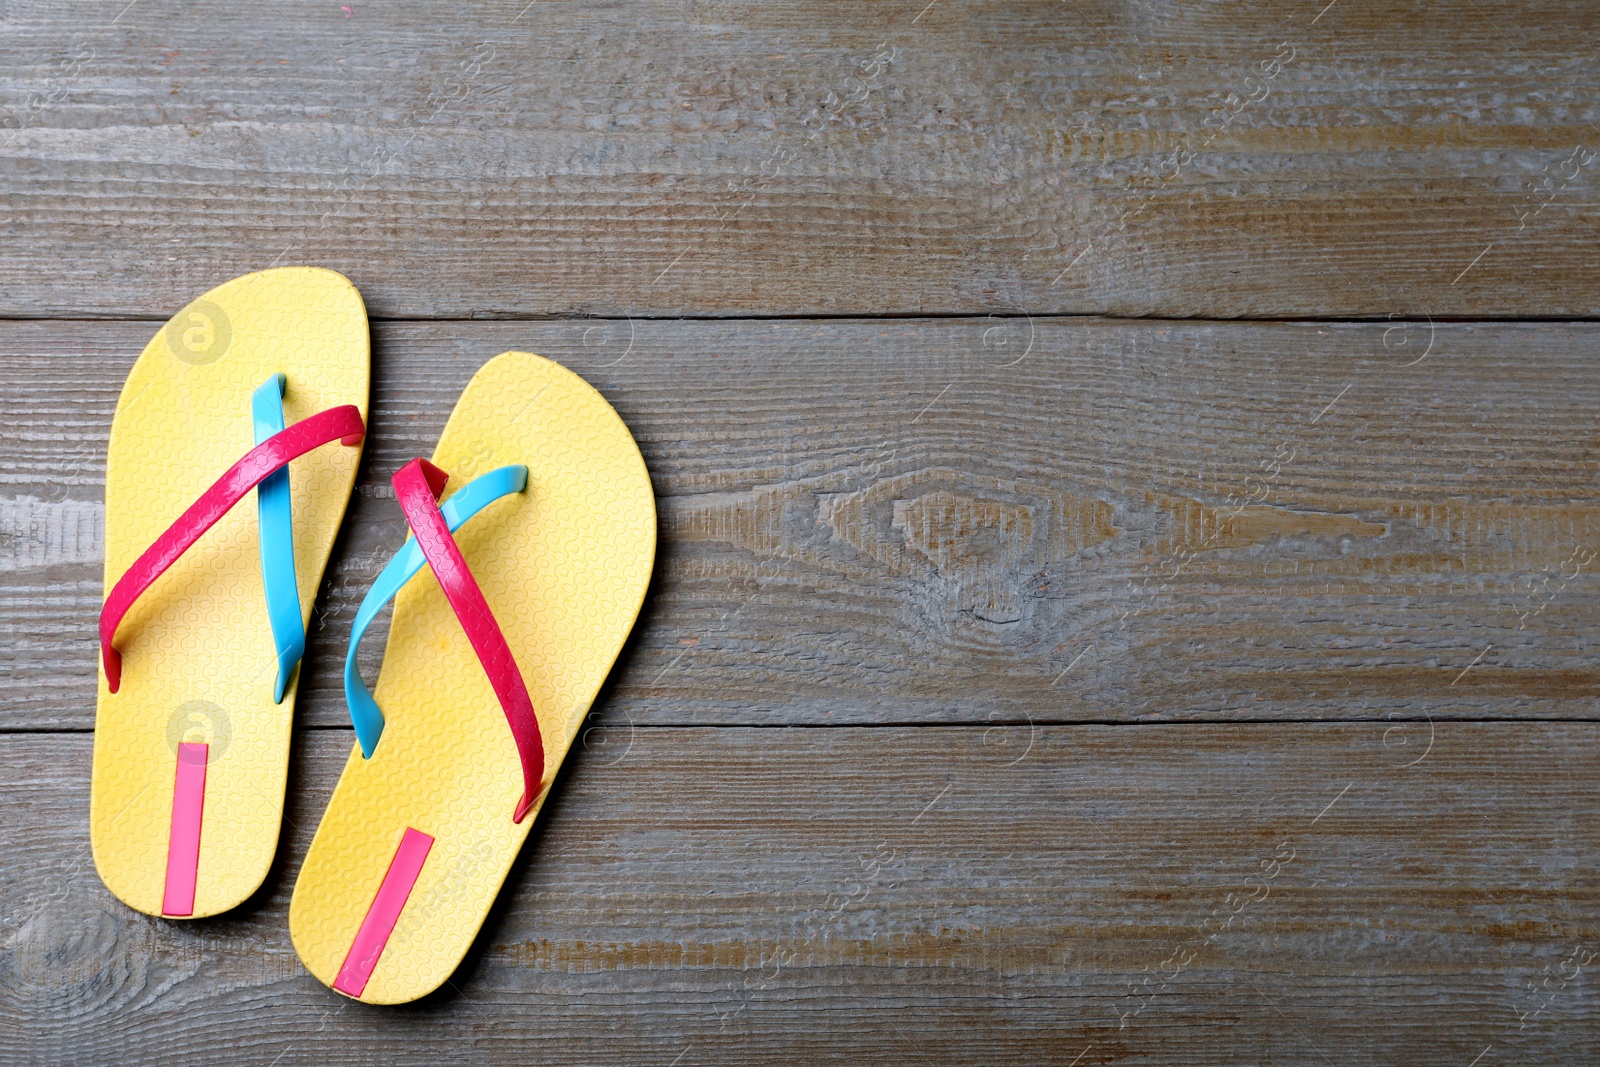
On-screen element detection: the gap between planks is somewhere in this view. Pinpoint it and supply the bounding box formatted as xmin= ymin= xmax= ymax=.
xmin=5 ymin=313 xmax=1600 ymax=325
xmin=11 ymin=716 xmax=1600 ymax=736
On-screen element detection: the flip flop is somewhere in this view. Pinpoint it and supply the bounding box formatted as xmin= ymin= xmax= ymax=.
xmin=288 ymin=351 xmax=656 ymax=1004
xmin=91 ymin=267 xmax=369 ymax=918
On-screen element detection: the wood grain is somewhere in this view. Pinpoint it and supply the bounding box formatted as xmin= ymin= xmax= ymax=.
xmin=2 ymin=0 xmax=1599 ymax=318
xmin=1 ymin=725 xmax=1596 ymax=1065
xmin=7 ymin=1 xmax=1598 ymax=1057
xmin=3 ymin=317 xmax=1598 ymax=729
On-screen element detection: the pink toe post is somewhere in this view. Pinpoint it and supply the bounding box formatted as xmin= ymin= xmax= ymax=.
xmin=160 ymin=742 xmax=209 ymax=917
xmin=333 ymin=828 xmax=435 ymax=998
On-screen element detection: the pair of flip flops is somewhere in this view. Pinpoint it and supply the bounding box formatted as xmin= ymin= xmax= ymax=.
xmin=91 ymin=268 xmax=656 ymax=1004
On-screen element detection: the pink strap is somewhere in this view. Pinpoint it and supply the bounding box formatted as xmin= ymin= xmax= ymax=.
xmin=99 ymin=404 xmax=365 ymax=693
xmin=392 ymin=459 xmax=545 ymax=822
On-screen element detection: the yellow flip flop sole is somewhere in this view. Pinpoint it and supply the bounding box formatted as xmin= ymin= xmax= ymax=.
xmin=289 ymin=351 xmax=655 ymax=1004
xmin=92 ymin=267 xmax=369 ymax=918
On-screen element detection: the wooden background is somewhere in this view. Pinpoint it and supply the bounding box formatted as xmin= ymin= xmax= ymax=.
xmin=2 ymin=1 xmax=1598 ymax=1063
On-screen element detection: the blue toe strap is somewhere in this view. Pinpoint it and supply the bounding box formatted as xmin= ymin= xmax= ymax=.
xmin=344 ymin=464 xmax=529 ymax=757
xmin=253 ymin=373 xmax=305 ymax=704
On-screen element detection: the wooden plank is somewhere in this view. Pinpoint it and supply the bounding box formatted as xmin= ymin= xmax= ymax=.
xmin=1 ymin=724 xmax=1596 ymax=1064
xmin=4 ymin=317 xmax=1599 ymax=729
xmin=2 ymin=0 xmax=1598 ymax=318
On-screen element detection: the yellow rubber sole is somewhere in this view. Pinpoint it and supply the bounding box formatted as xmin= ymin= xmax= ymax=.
xmin=289 ymin=351 xmax=656 ymax=1004
xmin=91 ymin=267 xmax=369 ymax=918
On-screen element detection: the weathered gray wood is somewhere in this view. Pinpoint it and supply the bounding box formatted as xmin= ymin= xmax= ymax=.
xmin=1 ymin=725 xmax=1596 ymax=1065
xmin=7 ymin=2 xmax=1598 ymax=1058
xmin=2 ymin=0 xmax=1599 ymax=318
xmin=3 ymin=317 xmax=1598 ymax=729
